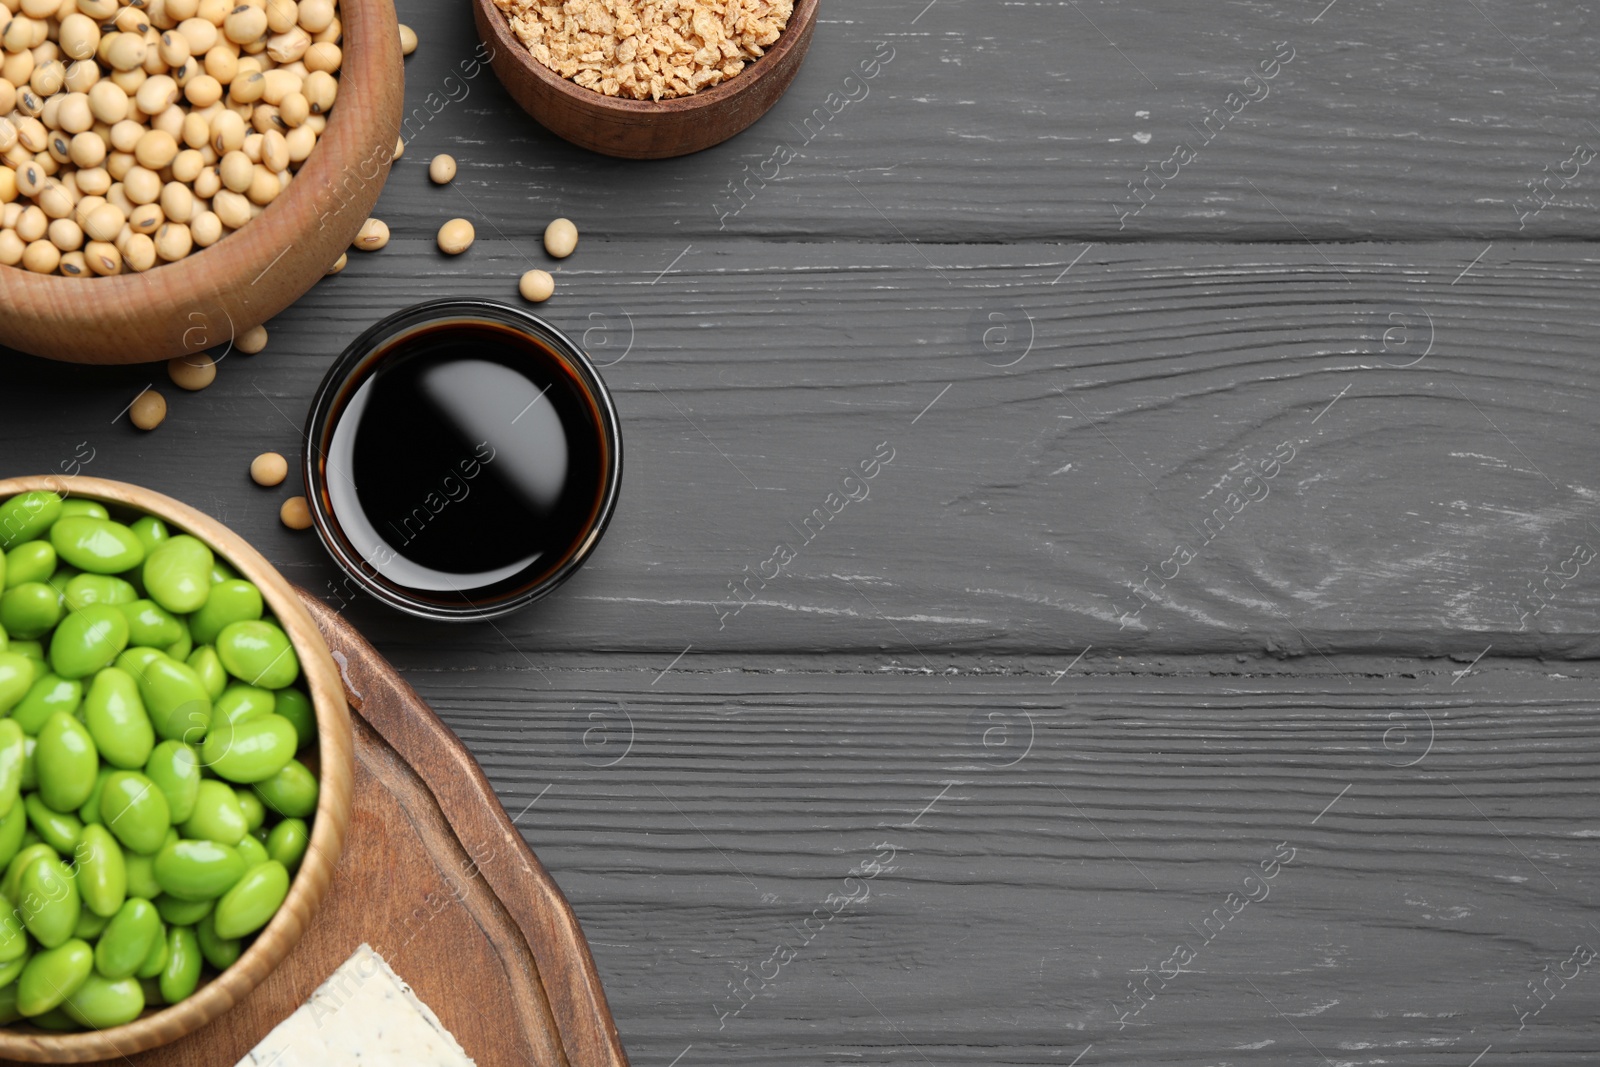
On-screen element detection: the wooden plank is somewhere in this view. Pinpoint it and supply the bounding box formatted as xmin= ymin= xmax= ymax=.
xmin=388 ymin=0 xmax=1600 ymax=241
xmin=5 ymin=3 xmax=1600 ymax=1067
xmin=4 ymin=241 xmax=1599 ymax=660
xmin=414 ymin=662 xmax=1600 ymax=1066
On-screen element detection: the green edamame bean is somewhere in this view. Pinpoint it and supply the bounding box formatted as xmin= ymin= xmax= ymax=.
xmin=141 ymin=536 xmax=213 ymax=615
xmin=154 ymin=838 xmax=245 ymax=902
xmin=0 ymin=893 xmax=26 ymax=964
xmin=212 ymin=859 xmax=288 ymax=940
xmin=98 ymin=772 xmax=171 ymax=855
xmin=11 ymin=673 xmax=82 ymax=735
xmin=72 ymin=909 xmax=108 ymax=940
xmin=236 ymin=790 xmax=264 ymax=832
xmin=8 ymin=640 xmax=43 ymax=667
xmin=15 ymin=938 xmax=90 ymax=1016
xmin=211 ymin=557 xmax=239 ymax=584
xmin=0 ymin=493 xmax=62 ymax=552
xmin=265 ymin=819 xmax=308 ymax=871
xmin=214 ymin=684 xmax=274 ymax=726
xmin=114 ymin=600 xmax=185 ymax=649
xmin=44 ymin=566 xmax=78 ymax=600
xmin=144 ymin=742 xmax=201 ymax=824
xmin=0 ymin=585 xmax=61 ymax=641
xmin=154 ymin=894 xmax=213 ymax=926
xmin=158 ymin=925 xmax=200 ymax=1005
xmin=0 ymin=720 xmax=22 ymax=818
xmin=0 ymin=802 xmax=28 ymax=871
xmin=0 ymin=653 xmax=31 ymax=716
xmin=62 ymin=971 xmax=143 ymax=1028
xmin=236 ymin=833 xmax=268 ymax=868
xmin=123 ymin=852 xmax=160 ymax=900
xmin=165 ymin=630 xmax=193 ymax=661
xmin=135 ymin=920 xmax=168 ymax=979
xmin=202 ymin=714 xmax=297 ymax=785
xmin=188 ymin=580 xmax=263 ymax=646
xmin=74 ymin=825 xmax=126 ymax=918
xmin=56 ymin=501 xmax=108 ymax=522
xmin=195 ymin=910 xmax=241 ymax=969
xmin=216 ymin=620 xmax=300 ymax=690
xmin=128 ymin=517 xmax=168 ymax=556
xmin=35 ymin=712 xmax=99 ymax=812
xmin=3 ymin=844 xmax=55 ymax=905
xmin=4 ymin=542 xmax=55 ymax=589
xmin=49 ymin=518 xmax=145 ymax=576
xmin=17 ymin=737 xmax=34 ymax=793
xmin=186 ymin=646 xmax=227 ymax=701
xmin=94 ymin=898 xmax=160 ymax=979
xmin=134 ymin=656 xmax=211 ymax=744
xmin=83 ymin=668 xmax=154 ymax=770
xmin=62 ymin=574 xmax=137 ymax=612
xmin=29 ymin=1005 xmax=80 ymax=1030
xmin=273 ymin=688 xmax=315 ymax=751
xmin=114 ymin=646 xmax=165 ymax=682
xmin=0 ymin=947 xmax=25 ymax=995
xmin=23 ymin=795 xmax=81 ymax=856
xmin=77 ymin=767 xmax=113 ymax=826
xmin=48 ymin=605 xmax=129 ymax=681
xmin=181 ymin=780 xmax=246 ymax=846
xmin=252 ymin=759 xmax=317 ymax=819
xmin=18 ymin=855 xmax=80 ymax=949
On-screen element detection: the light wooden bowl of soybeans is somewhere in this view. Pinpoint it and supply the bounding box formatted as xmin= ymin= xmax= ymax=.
xmin=0 ymin=475 xmax=353 ymax=1063
xmin=0 ymin=0 xmax=404 ymax=366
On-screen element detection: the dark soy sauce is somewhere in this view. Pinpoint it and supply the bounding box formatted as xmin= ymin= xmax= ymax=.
xmin=322 ymin=320 xmax=606 ymax=603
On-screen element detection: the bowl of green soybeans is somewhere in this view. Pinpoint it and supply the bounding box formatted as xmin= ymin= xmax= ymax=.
xmin=0 ymin=476 xmax=352 ymax=1062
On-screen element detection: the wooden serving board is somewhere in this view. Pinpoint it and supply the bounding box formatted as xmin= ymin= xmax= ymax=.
xmin=91 ymin=591 xmax=629 ymax=1067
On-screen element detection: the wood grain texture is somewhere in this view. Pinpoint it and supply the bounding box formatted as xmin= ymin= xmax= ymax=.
xmin=415 ymin=660 xmax=1600 ymax=1067
xmin=0 ymin=0 xmax=404 ymax=365
xmin=306 ymin=0 xmax=1600 ymax=242
xmin=3 ymin=0 xmax=1600 ymax=1062
xmin=4 ymin=242 xmax=1598 ymax=660
xmin=471 ymin=0 xmax=819 ymax=159
xmin=294 ymin=590 xmax=628 ymax=1067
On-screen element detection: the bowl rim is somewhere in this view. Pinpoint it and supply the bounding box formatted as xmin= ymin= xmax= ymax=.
xmin=473 ymin=0 xmax=819 ymax=113
xmin=0 ymin=0 xmax=391 ymax=297
xmin=0 ymin=475 xmax=353 ymax=1063
xmin=300 ymin=297 xmax=625 ymax=622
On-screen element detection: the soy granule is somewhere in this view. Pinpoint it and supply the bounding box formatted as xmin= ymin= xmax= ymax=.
xmin=492 ymin=0 xmax=794 ymax=101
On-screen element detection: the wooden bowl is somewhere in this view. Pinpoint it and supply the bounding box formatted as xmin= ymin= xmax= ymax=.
xmin=0 ymin=0 xmax=405 ymax=366
xmin=471 ymin=0 xmax=818 ymax=159
xmin=0 ymin=476 xmax=354 ymax=1063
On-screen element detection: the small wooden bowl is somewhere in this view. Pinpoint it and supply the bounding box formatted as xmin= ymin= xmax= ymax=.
xmin=0 ymin=476 xmax=354 ymax=1063
xmin=0 ymin=0 xmax=405 ymax=366
xmin=471 ymin=0 xmax=818 ymax=159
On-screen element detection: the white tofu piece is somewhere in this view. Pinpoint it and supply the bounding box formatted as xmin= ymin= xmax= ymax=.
xmin=236 ymin=943 xmax=477 ymax=1066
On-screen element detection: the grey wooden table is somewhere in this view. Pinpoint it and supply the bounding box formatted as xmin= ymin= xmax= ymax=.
xmin=5 ymin=1 xmax=1600 ymax=1063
